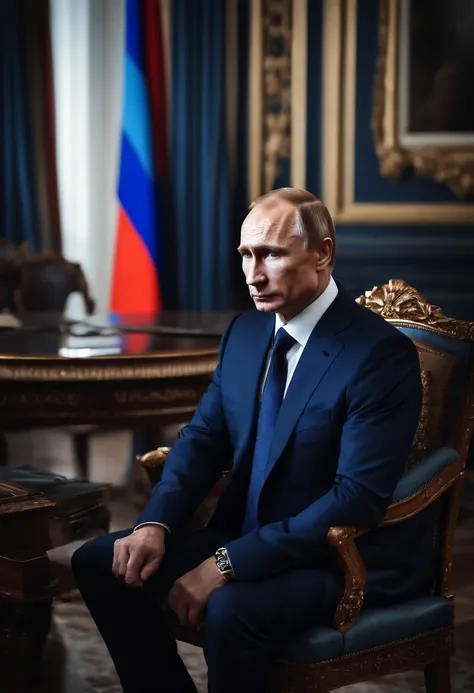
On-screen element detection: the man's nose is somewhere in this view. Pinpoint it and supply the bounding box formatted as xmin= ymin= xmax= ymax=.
xmin=245 ymin=261 xmax=265 ymax=286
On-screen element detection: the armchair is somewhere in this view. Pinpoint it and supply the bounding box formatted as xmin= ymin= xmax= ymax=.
xmin=16 ymin=251 xmax=95 ymax=316
xmin=13 ymin=250 xmax=96 ymax=478
xmin=138 ymin=280 xmax=474 ymax=692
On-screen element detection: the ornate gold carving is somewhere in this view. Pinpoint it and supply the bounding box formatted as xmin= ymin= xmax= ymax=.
xmin=464 ymin=371 xmax=474 ymax=460
xmin=0 ymin=355 xmax=218 ymax=382
xmin=356 ymin=279 xmax=474 ymax=340
xmin=413 ymin=370 xmax=430 ymax=448
xmin=334 ymin=588 xmax=365 ymax=632
xmin=138 ymin=447 xmax=171 ymax=469
xmin=138 ymin=447 xmax=171 ymax=487
xmin=262 ymin=0 xmax=292 ymax=191
xmin=149 ymin=447 xmax=171 ymax=462
xmin=0 ymin=392 xmax=83 ymax=408
xmin=373 ymin=0 xmax=474 ymax=198
xmin=441 ymin=480 xmax=462 ymax=598
xmin=407 ymin=369 xmax=431 ymax=467
xmin=327 ymin=526 xmax=368 ymax=632
xmin=114 ymin=388 xmax=202 ymax=406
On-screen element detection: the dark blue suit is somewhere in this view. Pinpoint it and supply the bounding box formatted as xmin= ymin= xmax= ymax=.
xmin=72 ymin=285 xmax=424 ymax=693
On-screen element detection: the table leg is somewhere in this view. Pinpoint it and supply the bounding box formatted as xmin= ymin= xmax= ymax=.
xmin=0 ymin=600 xmax=53 ymax=691
xmin=73 ymin=431 xmax=90 ymax=479
xmin=0 ymin=434 xmax=8 ymax=466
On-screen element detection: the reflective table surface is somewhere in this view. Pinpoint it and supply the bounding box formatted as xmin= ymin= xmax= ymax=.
xmin=0 ymin=311 xmax=234 ymax=430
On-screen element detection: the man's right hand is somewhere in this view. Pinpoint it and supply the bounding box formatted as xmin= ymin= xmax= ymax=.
xmin=112 ymin=525 xmax=167 ymax=588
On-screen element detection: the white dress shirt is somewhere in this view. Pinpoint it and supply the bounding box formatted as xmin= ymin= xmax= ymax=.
xmin=264 ymin=275 xmax=339 ymax=396
xmin=135 ymin=276 xmax=338 ymax=534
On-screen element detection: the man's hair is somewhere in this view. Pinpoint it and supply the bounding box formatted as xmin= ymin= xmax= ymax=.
xmin=249 ymin=188 xmax=336 ymax=264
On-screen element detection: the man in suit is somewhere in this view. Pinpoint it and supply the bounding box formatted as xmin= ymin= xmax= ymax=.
xmin=72 ymin=188 xmax=423 ymax=693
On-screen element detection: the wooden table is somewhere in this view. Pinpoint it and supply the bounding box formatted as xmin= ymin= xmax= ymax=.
xmin=0 ymin=311 xmax=233 ymax=469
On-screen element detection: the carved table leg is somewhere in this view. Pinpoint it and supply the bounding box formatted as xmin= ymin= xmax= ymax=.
xmin=0 ymin=599 xmax=53 ymax=690
xmin=73 ymin=431 xmax=90 ymax=478
xmin=424 ymin=655 xmax=451 ymax=693
xmin=0 ymin=433 xmax=8 ymax=466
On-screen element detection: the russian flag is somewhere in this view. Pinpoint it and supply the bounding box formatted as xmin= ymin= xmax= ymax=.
xmin=110 ymin=0 xmax=167 ymax=316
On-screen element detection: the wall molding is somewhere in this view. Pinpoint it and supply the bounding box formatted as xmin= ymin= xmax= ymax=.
xmin=291 ymin=0 xmax=307 ymax=190
xmin=248 ymin=0 xmax=263 ymax=201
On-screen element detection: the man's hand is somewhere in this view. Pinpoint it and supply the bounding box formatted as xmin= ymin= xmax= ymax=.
xmin=112 ymin=525 xmax=166 ymax=588
xmin=168 ymin=556 xmax=227 ymax=628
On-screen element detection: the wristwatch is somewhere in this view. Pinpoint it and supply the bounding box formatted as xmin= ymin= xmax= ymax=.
xmin=214 ymin=547 xmax=234 ymax=581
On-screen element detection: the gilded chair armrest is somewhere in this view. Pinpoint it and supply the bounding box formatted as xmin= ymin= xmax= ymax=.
xmin=327 ymin=526 xmax=368 ymax=633
xmin=137 ymin=447 xmax=229 ymax=530
xmin=138 ymin=447 xmax=461 ymax=631
xmin=137 ymin=447 xmax=171 ymax=487
xmin=393 ymin=448 xmax=459 ymax=502
xmin=326 ymin=448 xmax=463 ymax=632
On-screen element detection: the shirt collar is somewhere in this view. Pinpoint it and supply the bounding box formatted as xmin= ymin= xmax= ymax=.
xmin=274 ymin=276 xmax=339 ymax=347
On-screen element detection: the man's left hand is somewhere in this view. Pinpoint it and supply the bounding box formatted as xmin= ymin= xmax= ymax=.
xmin=168 ymin=556 xmax=228 ymax=628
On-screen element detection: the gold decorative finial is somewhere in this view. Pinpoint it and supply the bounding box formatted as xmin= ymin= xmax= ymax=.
xmin=356 ymin=279 xmax=474 ymax=340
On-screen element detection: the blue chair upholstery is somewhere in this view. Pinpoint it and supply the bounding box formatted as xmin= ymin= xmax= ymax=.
xmin=281 ymin=596 xmax=453 ymax=663
xmin=397 ymin=326 xmax=474 ymax=454
xmin=392 ymin=447 xmax=458 ymax=503
xmin=279 ymin=448 xmax=458 ymax=665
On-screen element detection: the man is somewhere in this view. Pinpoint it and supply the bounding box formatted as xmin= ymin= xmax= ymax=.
xmin=73 ymin=189 xmax=424 ymax=693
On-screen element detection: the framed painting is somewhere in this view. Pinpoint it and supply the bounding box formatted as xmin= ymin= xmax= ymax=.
xmin=322 ymin=0 xmax=474 ymax=223
xmin=373 ymin=0 xmax=474 ymax=199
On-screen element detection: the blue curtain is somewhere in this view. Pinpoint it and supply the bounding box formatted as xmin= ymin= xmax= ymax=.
xmin=0 ymin=2 xmax=40 ymax=250
xmin=171 ymin=0 xmax=240 ymax=310
xmin=232 ymin=0 xmax=251 ymax=310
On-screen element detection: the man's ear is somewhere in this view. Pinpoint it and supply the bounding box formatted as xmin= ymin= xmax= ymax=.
xmin=314 ymin=237 xmax=333 ymax=270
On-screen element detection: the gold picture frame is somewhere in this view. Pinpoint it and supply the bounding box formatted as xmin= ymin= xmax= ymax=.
xmin=373 ymin=0 xmax=474 ymax=200
xmin=322 ymin=0 xmax=474 ymax=225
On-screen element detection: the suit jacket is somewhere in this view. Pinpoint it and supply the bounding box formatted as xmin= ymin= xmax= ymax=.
xmin=138 ymin=284 xmax=427 ymax=601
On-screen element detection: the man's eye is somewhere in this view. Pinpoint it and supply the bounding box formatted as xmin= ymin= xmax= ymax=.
xmin=267 ymin=251 xmax=278 ymax=258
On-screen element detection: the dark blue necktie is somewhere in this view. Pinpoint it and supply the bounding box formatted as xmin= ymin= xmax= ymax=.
xmin=242 ymin=327 xmax=296 ymax=534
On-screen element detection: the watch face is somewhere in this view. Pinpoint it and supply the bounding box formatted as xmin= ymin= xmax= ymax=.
xmin=215 ymin=549 xmax=231 ymax=574
xmin=216 ymin=556 xmax=226 ymax=571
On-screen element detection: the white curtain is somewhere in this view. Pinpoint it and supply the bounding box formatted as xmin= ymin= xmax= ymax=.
xmin=50 ymin=0 xmax=125 ymax=316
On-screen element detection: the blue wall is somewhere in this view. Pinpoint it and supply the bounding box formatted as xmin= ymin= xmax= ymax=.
xmin=306 ymin=0 xmax=474 ymax=320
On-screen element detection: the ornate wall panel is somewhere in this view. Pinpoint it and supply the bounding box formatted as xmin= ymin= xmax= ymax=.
xmin=248 ymin=0 xmax=307 ymax=199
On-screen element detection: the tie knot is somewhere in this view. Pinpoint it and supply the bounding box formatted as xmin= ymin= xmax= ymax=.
xmin=272 ymin=328 xmax=296 ymax=356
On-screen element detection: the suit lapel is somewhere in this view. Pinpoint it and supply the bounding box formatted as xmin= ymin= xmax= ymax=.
xmin=264 ymin=287 xmax=354 ymax=482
